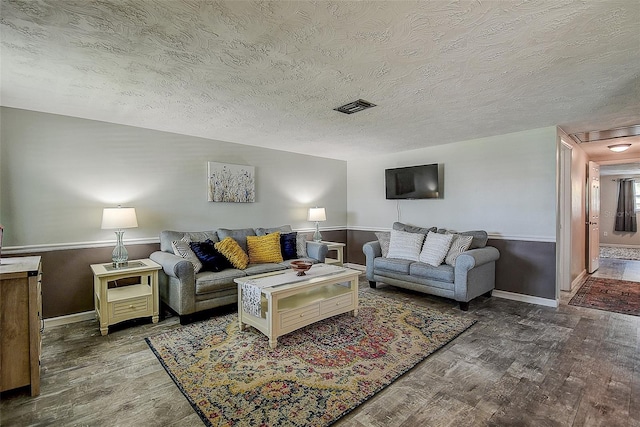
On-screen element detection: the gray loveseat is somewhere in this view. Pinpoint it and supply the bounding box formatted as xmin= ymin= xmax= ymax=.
xmin=363 ymin=222 xmax=500 ymax=310
xmin=150 ymin=225 xmax=328 ymax=323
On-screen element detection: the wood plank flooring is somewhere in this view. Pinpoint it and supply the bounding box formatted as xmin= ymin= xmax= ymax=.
xmin=1 ymin=260 xmax=639 ymax=426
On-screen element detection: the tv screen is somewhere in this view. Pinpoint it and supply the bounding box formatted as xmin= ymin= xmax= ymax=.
xmin=385 ymin=164 xmax=442 ymax=199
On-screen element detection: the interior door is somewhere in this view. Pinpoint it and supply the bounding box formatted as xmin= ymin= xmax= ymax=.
xmin=587 ymin=161 xmax=600 ymax=273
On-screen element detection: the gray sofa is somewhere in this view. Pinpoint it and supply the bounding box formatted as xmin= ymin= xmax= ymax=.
xmin=363 ymin=222 xmax=500 ymax=310
xmin=150 ymin=225 xmax=328 ymax=322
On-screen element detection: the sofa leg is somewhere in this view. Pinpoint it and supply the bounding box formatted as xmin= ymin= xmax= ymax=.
xmin=369 ymin=281 xmax=377 ymax=289
xmin=459 ymin=302 xmax=469 ymax=311
xmin=484 ymin=290 xmax=493 ymax=298
xmin=179 ymin=314 xmax=195 ymax=325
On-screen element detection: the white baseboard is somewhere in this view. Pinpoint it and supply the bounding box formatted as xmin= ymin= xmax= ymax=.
xmin=44 ymin=311 xmax=95 ymax=328
xmin=571 ymin=270 xmax=587 ymax=290
xmin=600 ymin=243 xmax=640 ymax=248
xmin=493 ymin=290 xmax=558 ymax=308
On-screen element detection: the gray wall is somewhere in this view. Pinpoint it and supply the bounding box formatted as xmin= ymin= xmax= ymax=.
xmin=346 ymin=126 xmax=559 ymax=301
xmin=1 ymin=107 xmax=348 ymax=317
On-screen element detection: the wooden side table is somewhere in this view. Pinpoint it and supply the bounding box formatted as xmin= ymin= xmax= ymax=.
xmin=90 ymin=259 xmax=161 ymax=336
xmin=322 ymin=241 xmax=346 ymax=266
xmin=0 ymin=256 xmax=42 ymax=396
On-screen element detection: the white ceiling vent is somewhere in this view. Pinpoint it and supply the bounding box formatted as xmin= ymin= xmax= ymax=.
xmin=570 ymin=124 xmax=640 ymax=144
xmin=333 ymin=99 xmax=377 ymax=114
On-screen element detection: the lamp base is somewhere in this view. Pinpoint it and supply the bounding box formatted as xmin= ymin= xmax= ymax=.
xmin=313 ymin=222 xmax=322 ymax=242
xmin=111 ymin=230 xmax=129 ymax=269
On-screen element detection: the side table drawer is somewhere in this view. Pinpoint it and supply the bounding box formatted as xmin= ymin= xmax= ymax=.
xmin=111 ymin=296 xmax=150 ymax=318
xmin=320 ymin=293 xmax=353 ymax=316
xmin=280 ymin=304 xmax=320 ymax=332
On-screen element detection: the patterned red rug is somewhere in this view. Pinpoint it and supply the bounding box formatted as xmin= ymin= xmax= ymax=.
xmin=569 ymin=277 xmax=640 ymax=316
xmin=146 ymin=292 xmax=475 ymax=427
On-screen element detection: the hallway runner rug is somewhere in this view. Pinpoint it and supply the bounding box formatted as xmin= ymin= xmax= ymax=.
xmin=599 ymin=246 xmax=640 ymax=261
xmin=569 ymin=277 xmax=640 ymax=316
xmin=146 ymin=292 xmax=475 ymax=427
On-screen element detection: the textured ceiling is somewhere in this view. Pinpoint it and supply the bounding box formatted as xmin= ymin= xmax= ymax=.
xmin=1 ymin=0 xmax=639 ymax=160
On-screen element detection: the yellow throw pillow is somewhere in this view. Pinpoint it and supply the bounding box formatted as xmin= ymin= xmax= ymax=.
xmin=246 ymin=232 xmax=284 ymax=264
xmin=214 ymin=237 xmax=249 ymax=269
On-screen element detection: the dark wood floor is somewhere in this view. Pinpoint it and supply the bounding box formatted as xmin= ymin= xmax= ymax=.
xmin=2 ymin=259 xmax=638 ymax=426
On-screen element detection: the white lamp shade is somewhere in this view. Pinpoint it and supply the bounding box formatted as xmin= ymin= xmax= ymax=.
xmin=101 ymin=207 xmax=138 ymax=229
xmin=308 ymin=207 xmax=326 ymax=222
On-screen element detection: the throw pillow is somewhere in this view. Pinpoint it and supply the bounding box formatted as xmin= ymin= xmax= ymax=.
xmin=387 ymin=229 xmax=425 ymax=261
xmin=445 ymin=234 xmax=473 ymax=267
xmin=419 ymin=231 xmax=454 ymax=266
xmin=280 ymin=232 xmax=298 ymax=260
xmin=171 ymin=236 xmax=202 ymax=273
xmin=190 ymin=239 xmax=232 ymax=272
xmin=375 ymin=231 xmax=391 ymax=257
xmin=246 ymin=232 xmax=284 ymax=264
xmin=296 ymin=233 xmax=309 ymax=258
xmin=214 ymin=237 xmax=249 ymax=269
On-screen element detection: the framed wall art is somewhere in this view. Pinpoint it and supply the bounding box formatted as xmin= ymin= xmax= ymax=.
xmin=207 ymin=162 xmax=255 ymax=203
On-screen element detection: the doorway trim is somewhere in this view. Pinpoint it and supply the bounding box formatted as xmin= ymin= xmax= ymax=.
xmin=557 ymin=138 xmax=573 ymax=298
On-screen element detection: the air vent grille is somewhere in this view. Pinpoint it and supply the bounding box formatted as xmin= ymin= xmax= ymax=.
xmin=334 ymin=99 xmax=376 ymax=114
xmin=570 ymin=125 xmax=640 ymax=143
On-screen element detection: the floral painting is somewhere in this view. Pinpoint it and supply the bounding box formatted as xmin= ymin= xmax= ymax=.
xmin=207 ymin=162 xmax=255 ymax=203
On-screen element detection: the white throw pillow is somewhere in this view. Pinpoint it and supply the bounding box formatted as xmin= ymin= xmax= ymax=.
xmin=171 ymin=236 xmax=202 ymax=273
xmin=296 ymin=233 xmax=308 ymax=258
xmin=387 ymin=229 xmax=425 ymax=261
xmin=419 ymin=231 xmax=454 ymax=266
xmin=445 ymin=234 xmax=473 ymax=266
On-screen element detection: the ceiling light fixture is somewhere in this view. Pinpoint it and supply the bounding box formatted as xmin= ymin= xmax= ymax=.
xmin=608 ymin=144 xmax=631 ymax=152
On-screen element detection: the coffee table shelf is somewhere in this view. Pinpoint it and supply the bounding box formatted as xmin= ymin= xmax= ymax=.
xmin=235 ymin=264 xmax=360 ymax=349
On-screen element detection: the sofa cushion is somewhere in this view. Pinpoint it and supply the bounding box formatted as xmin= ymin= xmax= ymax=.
xmin=375 ymin=231 xmax=391 ymax=257
xmin=437 ymin=229 xmax=488 ymax=249
xmin=393 ymin=222 xmax=437 ymax=235
xmin=216 ymin=228 xmax=256 ymax=253
xmin=247 ymin=233 xmax=284 ymax=264
xmin=374 ymin=257 xmax=413 ymax=275
xmin=190 ymin=239 xmax=232 ymax=272
xmin=387 ymin=229 xmax=425 ymax=261
xmin=419 ymin=231 xmax=453 ymax=266
xmin=171 ymin=237 xmax=203 ymax=273
xmin=215 ymin=237 xmax=249 ymax=269
xmin=244 ymin=263 xmax=287 ymax=276
xmin=255 ymin=225 xmax=293 ymax=236
xmin=410 ymin=262 xmax=455 ymax=283
xmin=280 ymin=232 xmax=298 ymax=260
xmin=161 ymin=230 xmax=217 ymax=253
xmin=445 ymin=234 xmax=473 ymax=266
xmin=195 ymin=269 xmax=246 ymax=295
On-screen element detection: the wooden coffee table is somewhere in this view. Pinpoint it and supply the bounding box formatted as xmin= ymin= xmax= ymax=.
xmin=234 ymin=264 xmax=360 ymax=349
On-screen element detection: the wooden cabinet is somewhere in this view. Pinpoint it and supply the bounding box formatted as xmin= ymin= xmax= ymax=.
xmin=0 ymin=256 xmax=42 ymax=396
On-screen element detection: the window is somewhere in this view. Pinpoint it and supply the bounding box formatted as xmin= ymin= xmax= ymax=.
xmin=635 ymin=181 xmax=640 ymax=212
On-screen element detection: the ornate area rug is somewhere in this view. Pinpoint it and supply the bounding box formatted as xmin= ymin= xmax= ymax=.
xmin=569 ymin=277 xmax=640 ymax=316
xmin=599 ymin=246 xmax=640 ymax=260
xmin=146 ymin=292 xmax=475 ymax=427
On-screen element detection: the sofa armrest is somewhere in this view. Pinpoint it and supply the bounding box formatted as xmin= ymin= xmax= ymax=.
xmin=363 ymin=241 xmax=382 ymax=281
xmin=454 ymin=246 xmax=500 ymax=271
xmin=306 ymin=241 xmax=328 ymax=262
xmin=150 ymin=251 xmax=195 ymax=284
xmin=454 ymin=246 xmax=500 ymax=302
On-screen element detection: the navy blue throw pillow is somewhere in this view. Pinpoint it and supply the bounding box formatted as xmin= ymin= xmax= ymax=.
xmin=190 ymin=239 xmax=232 ymax=272
xmin=280 ymin=232 xmax=298 ymax=260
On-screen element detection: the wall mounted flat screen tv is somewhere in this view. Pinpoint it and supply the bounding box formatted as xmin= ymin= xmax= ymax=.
xmin=385 ymin=163 xmax=442 ymax=199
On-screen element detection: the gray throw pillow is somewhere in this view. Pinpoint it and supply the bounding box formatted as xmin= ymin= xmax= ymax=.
xmin=296 ymin=233 xmax=309 ymax=258
xmin=445 ymin=234 xmax=473 ymax=266
xmin=171 ymin=236 xmax=202 ymax=273
xmin=375 ymin=231 xmax=390 ymax=257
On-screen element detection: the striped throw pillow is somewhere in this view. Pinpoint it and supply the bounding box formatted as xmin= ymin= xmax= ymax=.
xmin=171 ymin=236 xmax=203 ymax=273
xmin=387 ymin=229 xmax=425 ymax=261
xmin=419 ymin=231 xmax=454 ymax=266
xmin=445 ymin=234 xmax=473 ymax=266
xmin=246 ymin=232 xmax=284 ymax=264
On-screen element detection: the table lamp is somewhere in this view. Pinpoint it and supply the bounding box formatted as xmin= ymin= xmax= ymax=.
xmin=101 ymin=206 xmax=138 ymax=268
xmin=307 ymin=207 xmax=326 ymax=242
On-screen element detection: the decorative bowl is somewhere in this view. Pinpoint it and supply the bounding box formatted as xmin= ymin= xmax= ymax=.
xmin=290 ymin=260 xmax=313 ymax=276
